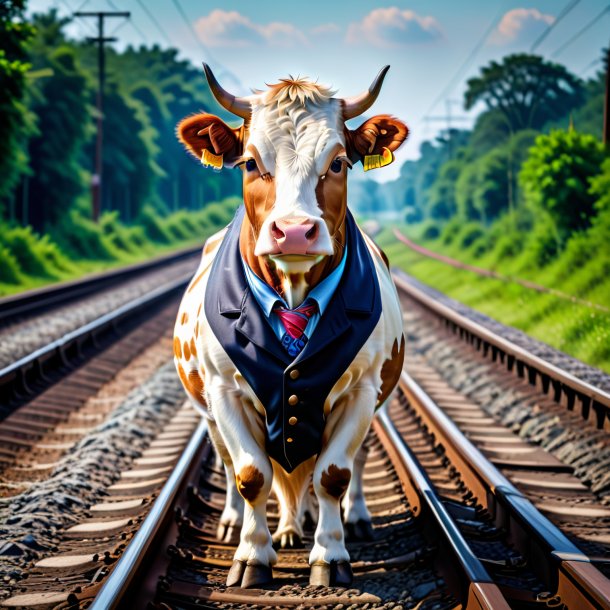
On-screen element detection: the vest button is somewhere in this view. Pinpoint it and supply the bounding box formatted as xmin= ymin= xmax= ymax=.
xmin=286 ymin=437 xmax=293 ymax=443
xmin=288 ymin=394 xmax=298 ymax=406
xmin=289 ymin=369 xmax=300 ymax=380
xmin=289 ymin=416 xmax=298 ymax=425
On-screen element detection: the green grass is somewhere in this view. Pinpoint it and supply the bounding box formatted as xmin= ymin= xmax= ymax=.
xmin=0 ymin=197 xmax=241 ymax=297
xmin=378 ymin=227 xmax=610 ymax=374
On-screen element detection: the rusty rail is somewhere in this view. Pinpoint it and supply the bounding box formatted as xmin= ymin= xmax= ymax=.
xmin=397 ymin=370 xmax=610 ymax=610
xmin=393 ymin=269 xmax=610 ymax=430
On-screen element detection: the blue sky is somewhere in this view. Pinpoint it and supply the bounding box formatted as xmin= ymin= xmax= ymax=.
xmin=29 ymin=0 xmax=610 ymax=181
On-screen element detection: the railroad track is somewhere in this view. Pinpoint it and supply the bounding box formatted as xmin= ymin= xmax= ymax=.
xmin=0 ymin=246 xmax=201 ymax=325
xmin=0 ymin=265 xmax=609 ymax=608
xmin=5 ymin=375 xmax=607 ymax=608
xmin=0 ymin=246 xmax=201 ymax=416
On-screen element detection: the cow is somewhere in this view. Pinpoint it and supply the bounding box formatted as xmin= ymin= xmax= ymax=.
xmin=174 ymin=64 xmax=408 ymax=589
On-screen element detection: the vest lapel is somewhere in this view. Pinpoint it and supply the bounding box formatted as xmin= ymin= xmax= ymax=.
xmin=236 ymin=289 xmax=292 ymax=365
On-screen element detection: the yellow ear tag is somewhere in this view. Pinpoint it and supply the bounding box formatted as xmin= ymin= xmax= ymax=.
xmin=363 ymin=147 xmax=394 ymax=172
xmin=201 ymin=149 xmax=223 ymax=171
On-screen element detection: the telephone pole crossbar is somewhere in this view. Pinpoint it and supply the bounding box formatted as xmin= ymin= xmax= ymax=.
xmin=74 ymin=11 xmax=130 ymax=221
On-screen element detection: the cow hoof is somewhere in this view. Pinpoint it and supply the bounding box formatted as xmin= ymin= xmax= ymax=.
xmin=309 ymin=560 xmax=353 ymax=587
xmin=227 ymin=560 xmax=273 ymax=588
xmin=226 ymin=560 xmax=246 ymax=586
xmin=217 ymin=523 xmax=241 ymax=545
xmin=345 ymin=519 xmax=374 ymax=542
xmin=272 ymin=530 xmax=304 ymax=550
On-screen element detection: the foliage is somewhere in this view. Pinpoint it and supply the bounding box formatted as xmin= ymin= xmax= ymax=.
xmin=426 ymin=158 xmax=464 ymax=220
xmin=520 ymin=130 xmax=606 ymax=242
xmin=24 ymin=13 xmax=92 ymax=230
xmin=0 ymin=0 xmax=34 ymax=207
xmin=0 ymin=196 xmax=240 ymax=294
xmin=464 ymin=54 xmax=584 ymax=132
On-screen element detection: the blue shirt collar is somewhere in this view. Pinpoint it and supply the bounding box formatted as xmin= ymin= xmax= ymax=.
xmin=241 ymin=245 xmax=348 ymax=317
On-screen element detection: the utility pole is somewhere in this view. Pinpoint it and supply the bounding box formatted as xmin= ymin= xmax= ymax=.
xmin=602 ymin=44 xmax=610 ymax=148
xmin=423 ymin=99 xmax=470 ymax=160
xmin=74 ymin=11 xmax=129 ymax=221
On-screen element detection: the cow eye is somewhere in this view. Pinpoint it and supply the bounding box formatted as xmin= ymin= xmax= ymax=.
xmin=330 ymin=158 xmax=342 ymax=173
xmin=245 ymin=158 xmax=258 ymax=172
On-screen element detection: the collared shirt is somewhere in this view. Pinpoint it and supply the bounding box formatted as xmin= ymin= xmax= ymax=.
xmin=241 ymin=246 xmax=348 ymax=342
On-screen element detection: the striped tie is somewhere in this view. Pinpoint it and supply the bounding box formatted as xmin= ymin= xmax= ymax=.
xmin=273 ymin=301 xmax=318 ymax=357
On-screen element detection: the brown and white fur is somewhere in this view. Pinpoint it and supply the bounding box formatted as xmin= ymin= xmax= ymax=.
xmin=173 ymin=65 xmax=408 ymax=588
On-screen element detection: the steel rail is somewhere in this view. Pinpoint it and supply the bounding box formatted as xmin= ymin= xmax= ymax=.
xmin=0 ymin=273 xmax=192 ymax=414
xmin=393 ymin=269 xmax=610 ymax=429
xmin=90 ymin=417 xmax=208 ymax=610
xmin=373 ymin=406 xmax=511 ymax=610
xmin=398 ymin=370 xmax=610 ymax=610
xmin=0 ymin=245 xmax=201 ymax=323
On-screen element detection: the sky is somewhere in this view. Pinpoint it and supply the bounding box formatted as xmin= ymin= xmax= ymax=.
xmin=28 ymin=0 xmax=610 ymax=181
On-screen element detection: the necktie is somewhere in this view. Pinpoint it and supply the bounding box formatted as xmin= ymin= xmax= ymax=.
xmin=273 ymin=301 xmax=318 ymax=357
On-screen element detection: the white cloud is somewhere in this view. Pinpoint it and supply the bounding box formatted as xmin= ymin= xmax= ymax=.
xmin=310 ymin=23 xmax=341 ymax=36
xmin=194 ymin=10 xmax=308 ymax=48
xmin=491 ymin=8 xmax=554 ymax=45
xmin=346 ymin=7 xmax=442 ymax=47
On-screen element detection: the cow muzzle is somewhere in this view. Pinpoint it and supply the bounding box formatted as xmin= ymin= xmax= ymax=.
xmin=254 ymin=215 xmax=334 ymax=266
xmin=271 ymin=217 xmax=318 ymax=255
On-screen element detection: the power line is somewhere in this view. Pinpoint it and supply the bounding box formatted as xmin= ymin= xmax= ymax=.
xmin=423 ymin=6 xmax=505 ymax=119
xmin=58 ymin=0 xmax=96 ymax=34
xmin=530 ymin=0 xmax=581 ymax=52
xmin=170 ymin=0 xmax=216 ymax=63
xmin=551 ymin=4 xmax=610 ymax=58
xmin=106 ymin=0 xmax=148 ymax=43
xmin=579 ymin=57 xmax=602 ymax=77
xmin=133 ymin=0 xmax=172 ymax=46
xmin=168 ymin=0 xmax=245 ymax=94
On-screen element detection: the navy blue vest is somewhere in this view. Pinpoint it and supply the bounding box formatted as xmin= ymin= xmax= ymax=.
xmin=204 ymin=206 xmax=382 ymax=472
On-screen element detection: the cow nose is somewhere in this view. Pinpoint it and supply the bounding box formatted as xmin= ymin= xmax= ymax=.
xmin=271 ymin=218 xmax=318 ymax=255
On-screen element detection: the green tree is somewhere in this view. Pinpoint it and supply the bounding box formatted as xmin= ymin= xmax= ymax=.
xmin=0 ymin=0 xmax=34 ymax=211
xmin=520 ymin=130 xmax=606 ymax=243
xmin=427 ymin=158 xmax=464 ymax=219
xmin=465 ymin=54 xmax=584 ymax=132
xmin=24 ymin=12 xmax=93 ymax=230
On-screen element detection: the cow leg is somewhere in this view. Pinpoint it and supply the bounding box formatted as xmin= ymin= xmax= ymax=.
xmin=208 ymin=386 xmax=276 ymax=588
xmin=342 ymin=442 xmax=374 ymax=541
xmin=208 ymin=419 xmax=243 ymax=545
xmin=309 ymin=387 xmax=376 ymax=587
xmin=271 ymin=456 xmax=315 ymax=549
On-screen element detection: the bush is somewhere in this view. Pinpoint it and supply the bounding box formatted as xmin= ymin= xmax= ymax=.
xmin=139 ymin=206 xmax=172 ymax=244
xmin=488 ymin=233 xmax=525 ymax=264
xmin=0 ymin=247 xmax=23 ymax=284
xmin=201 ymin=202 xmax=234 ymax=227
xmin=520 ymin=129 xmax=605 ymax=242
xmin=440 ymin=217 xmax=462 ymax=245
xmin=468 ymin=235 xmax=490 ymax=258
xmin=100 ymin=212 xmax=146 ymax=255
xmin=522 ymin=214 xmax=560 ymax=267
xmin=420 ymin=222 xmax=441 ymax=241
xmin=53 ymin=210 xmax=120 ymax=260
xmin=456 ymin=222 xmax=484 ymax=249
xmin=1 ymin=226 xmax=59 ymax=277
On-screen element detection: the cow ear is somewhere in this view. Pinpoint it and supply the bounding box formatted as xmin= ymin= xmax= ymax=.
xmin=346 ymin=115 xmax=408 ymax=168
xmin=177 ymin=113 xmax=243 ymax=168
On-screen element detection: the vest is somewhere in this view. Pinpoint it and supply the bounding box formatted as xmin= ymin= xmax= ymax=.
xmin=204 ymin=206 xmax=381 ymax=472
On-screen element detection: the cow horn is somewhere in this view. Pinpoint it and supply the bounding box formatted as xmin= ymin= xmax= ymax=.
xmin=202 ymin=63 xmax=250 ymax=119
xmin=342 ymin=65 xmax=390 ymax=120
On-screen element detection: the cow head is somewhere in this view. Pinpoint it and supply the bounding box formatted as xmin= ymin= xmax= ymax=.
xmin=178 ymin=65 xmax=408 ymax=293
